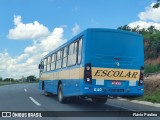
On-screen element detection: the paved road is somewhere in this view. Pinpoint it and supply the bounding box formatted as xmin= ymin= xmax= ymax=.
xmin=0 ymin=83 xmax=159 ymax=120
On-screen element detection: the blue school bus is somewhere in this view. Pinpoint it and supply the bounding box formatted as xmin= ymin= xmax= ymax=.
xmin=38 ymin=28 xmax=144 ymax=104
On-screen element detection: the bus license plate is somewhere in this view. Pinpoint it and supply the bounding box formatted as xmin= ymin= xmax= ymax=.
xmin=112 ymin=81 xmax=121 ymax=85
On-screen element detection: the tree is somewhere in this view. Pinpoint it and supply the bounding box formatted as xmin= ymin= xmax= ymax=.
xmin=3 ymin=78 xmax=14 ymax=82
xmin=153 ymin=0 xmax=160 ymax=8
xmin=26 ymin=75 xmax=36 ymax=82
xmin=4 ymin=78 xmax=10 ymax=82
xmin=0 ymin=77 xmax=2 ymax=81
xmin=118 ymin=25 xmax=132 ymax=31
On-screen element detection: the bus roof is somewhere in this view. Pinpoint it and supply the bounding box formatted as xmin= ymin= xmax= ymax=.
xmin=41 ymin=28 xmax=142 ymax=60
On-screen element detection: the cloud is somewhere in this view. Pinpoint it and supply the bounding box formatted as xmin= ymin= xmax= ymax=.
xmin=72 ymin=23 xmax=80 ymax=35
xmin=8 ymin=15 xmax=50 ymax=40
xmin=14 ymin=15 xmax=21 ymax=25
xmin=128 ymin=20 xmax=160 ymax=30
xmin=128 ymin=3 xmax=160 ymax=30
xmin=138 ymin=3 xmax=160 ymax=22
xmin=0 ymin=16 xmax=66 ymax=79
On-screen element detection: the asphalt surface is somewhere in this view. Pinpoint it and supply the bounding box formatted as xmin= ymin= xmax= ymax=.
xmin=0 ymin=83 xmax=159 ymax=120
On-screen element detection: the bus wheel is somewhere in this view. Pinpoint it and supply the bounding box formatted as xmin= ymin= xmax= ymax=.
xmin=58 ymin=84 xmax=66 ymax=103
xmin=92 ymin=97 xmax=107 ymax=104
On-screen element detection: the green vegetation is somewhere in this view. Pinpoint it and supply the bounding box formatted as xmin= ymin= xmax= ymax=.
xmin=152 ymin=0 xmax=160 ymax=8
xmin=127 ymin=91 xmax=160 ymax=103
xmin=126 ymin=86 xmax=160 ymax=103
xmin=145 ymin=63 xmax=160 ymax=73
xmin=138 ymin=90 xmax=160 ymax=103
xmin=132 ymin=89 xmax=160 ymax=103
xmin=0 ymin=75 xmax=39 ymax=86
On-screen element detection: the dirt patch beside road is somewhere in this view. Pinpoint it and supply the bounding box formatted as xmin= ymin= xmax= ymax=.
xmin=144 ymin=73 xmax=160 ymax=92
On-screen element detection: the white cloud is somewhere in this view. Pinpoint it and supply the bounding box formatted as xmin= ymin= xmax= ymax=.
xmin=139 ymin=3 xmax=160 ymax=22
xmin=8 ymin=15 xmax=50 ymax=40
xmin=129 ymin=2 xmax=160 ymax=30
xmin=128 ymin=20 xmax=160 ymax=30
xmin=16 ymin=53 xmax=29 ymax=62
xmin=14 ymin=15 xmax=21 ymax=25
xmin=24 ymin=46 xmax=37 ymax=54
xmin=72 ymin=23 xmax=80 ymax=35
xmin=0 ymin=15 xmax=66 ymax=79
xmin=41 ymin=28 xmax=65 ymax=51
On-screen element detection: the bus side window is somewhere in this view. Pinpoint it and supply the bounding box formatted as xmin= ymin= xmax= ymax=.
xmin=55 ymin=53 xmax=57 ymax=69
xmin=78 ymin=38 xmax=82 ymax=64
xmin=62 ymin=46 xmax=68 ymax=68
xmin=56 ymin=51 xmax=62 ymax=69
xmin=51 ymin=54 xmax=56 ymax=70
xmin=68 ymin=42 xmax=77 ymax=66
xmin=44 ymin=58 xmax=48 ymax=72
xmin=47 ymin=56 xmax=51 ymax=71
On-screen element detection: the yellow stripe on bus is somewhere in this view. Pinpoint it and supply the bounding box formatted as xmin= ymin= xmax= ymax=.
xmin=40 ymin=67 xmax=140 ymax=81
xmin=40 ymin=68 xmax=84 ymax=80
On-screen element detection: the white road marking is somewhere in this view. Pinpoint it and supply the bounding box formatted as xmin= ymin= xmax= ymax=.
xmin=24 ymin=89 xmax=27 ymax=92
xmin=29 ymin=97 xmax=41 ymax=106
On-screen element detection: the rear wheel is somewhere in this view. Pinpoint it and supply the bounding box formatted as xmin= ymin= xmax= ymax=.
xmin=92 ymin=97 xmax=107 ymax=104
xmin=58 ymin=84 xmax=66 ymax=103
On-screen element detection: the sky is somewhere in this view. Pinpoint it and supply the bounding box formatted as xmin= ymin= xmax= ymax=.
xmin=0 ymin=0 xmax=160 ymax=79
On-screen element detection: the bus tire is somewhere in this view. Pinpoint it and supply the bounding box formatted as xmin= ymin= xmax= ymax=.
xmin=58 ymin=84 xmax=66 ymax=103
xmin=92 ymin=97 xmax=107 ymax=104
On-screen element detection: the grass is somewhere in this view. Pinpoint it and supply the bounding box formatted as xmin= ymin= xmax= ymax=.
xmin=136 ymin=90 xmax=160 ymax=103
xmin=144 ymin=63 xmax=160 ymax=74
xmin=128 ymin=74 xmax=160 ymax=103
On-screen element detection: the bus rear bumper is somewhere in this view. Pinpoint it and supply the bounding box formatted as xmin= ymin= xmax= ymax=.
xmin=81 ymin=86 xmax=144 ymax=97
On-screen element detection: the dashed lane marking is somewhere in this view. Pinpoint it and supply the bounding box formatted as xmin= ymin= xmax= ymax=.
xmin=24 ymin=89 xmax=27 ymax=92
xmin=29 ymin=97 xmax=41 ymax=106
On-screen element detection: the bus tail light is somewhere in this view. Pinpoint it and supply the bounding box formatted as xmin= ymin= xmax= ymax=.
xmin=84 ymin=63 xmax=92 ymax=83
xmin=138 ymin=66 xmax=144 ymax=86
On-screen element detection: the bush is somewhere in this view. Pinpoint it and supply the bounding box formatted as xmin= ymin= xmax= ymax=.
xmin=144 ymin=63 xmax=160 ymax=73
